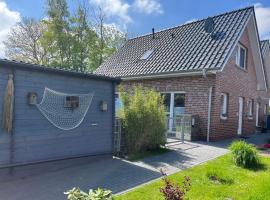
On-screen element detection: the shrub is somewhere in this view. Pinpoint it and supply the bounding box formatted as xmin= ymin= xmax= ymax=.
xmin=64 ymin=187 xmax=112 ymax=200
xmin=160 ymin=169 xmax=191 ymax=200
xmin=229 ymin=140 xmax=260 ymax=168
xmin=119 ymin=86 xmax=166 ymax=153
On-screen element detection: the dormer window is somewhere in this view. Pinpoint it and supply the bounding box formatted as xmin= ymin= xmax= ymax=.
xmin=140 ymin=50 xmax=153 ymax=60
xmin=236 ymin=43 xmax=247 ymax=69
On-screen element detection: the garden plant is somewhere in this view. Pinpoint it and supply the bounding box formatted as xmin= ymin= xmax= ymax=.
xmin=160 ymin=169 xmax=191 ymax=200
xmin=65 ymin=187 xmax=112 ymax=200
xmin=229 ymin=140 xmax=260 ymax=168
xmin=119 ymin=85 xmax=167 ymax=154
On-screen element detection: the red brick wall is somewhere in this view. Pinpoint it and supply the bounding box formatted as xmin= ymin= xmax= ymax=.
xmin=211 ymin=28 xmax=269 ymax=140
xmin=120 ymin=75 xmax=216 ymax=140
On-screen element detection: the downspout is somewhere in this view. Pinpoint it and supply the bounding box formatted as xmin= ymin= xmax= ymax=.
xmin=203 ymin=69 xmax=212 ymax=142
xmin=207 ymin=86 xmax=212 ymax=142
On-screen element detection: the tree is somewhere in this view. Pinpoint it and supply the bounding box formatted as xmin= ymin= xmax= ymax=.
xmin=42 ymin=0 xmax=72 ymax=69
xmin=4 ymin=0 xmax=127 ymax=72
xmin=91 ymin=6 xmax=127 ymax=68
xmin=4 ymin=18 xmax=48 ymax=65
xmin=69 ymin=4 xmax=99 ymax=72
xmin=42 ymin=0 xmax=100 ymax=72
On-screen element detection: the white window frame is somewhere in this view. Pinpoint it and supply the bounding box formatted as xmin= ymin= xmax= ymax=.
xmin=248 ymin=99 xmax=254 ymax=119
xmin=220 ymin=93 xmax=228 ymax=120
xmin=256 ymin=103 xmax=260 ymax=127
xmin=236 ymin=43 xmax=247 ymax=69
xmin=264 ymin=104 xmax=268 ymax=115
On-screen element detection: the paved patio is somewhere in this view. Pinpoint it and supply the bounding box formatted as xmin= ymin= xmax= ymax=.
xmin=0 ymin=133 xmax=269 ymax=200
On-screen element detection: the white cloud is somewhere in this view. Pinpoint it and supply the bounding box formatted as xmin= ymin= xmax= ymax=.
xmin=133 ymin=0 xmax=163 ymax=15
xmin=90 ymin=0 xmax=132 ymax=26
xmin=0 ymin=1 xmax=20 ymax=58
xmin=254 ymin=3 xmax=270 ymax=40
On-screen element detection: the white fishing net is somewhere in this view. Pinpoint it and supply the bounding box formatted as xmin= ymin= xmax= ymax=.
xmin=36 ymin=88 xmax=94 ymax=130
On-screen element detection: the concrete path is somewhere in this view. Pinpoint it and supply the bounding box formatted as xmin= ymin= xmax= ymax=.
xmin=0 ymin=133 xmax=269 ymax=200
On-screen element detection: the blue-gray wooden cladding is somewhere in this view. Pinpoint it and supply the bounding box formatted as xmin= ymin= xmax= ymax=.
xmin=0 ymin=66 xmax=114 ymax=166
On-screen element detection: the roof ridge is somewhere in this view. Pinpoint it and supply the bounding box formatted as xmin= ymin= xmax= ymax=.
xmin=129 ymin=6 xmax=254 ymax=41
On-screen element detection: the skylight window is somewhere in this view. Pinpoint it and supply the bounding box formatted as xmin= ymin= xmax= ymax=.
xmin=140 ymin=50 xmax=153 ymax=60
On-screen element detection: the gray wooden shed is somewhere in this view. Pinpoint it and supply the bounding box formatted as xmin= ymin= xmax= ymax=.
xmin=0 ymin=59 xmax=120 ymax=167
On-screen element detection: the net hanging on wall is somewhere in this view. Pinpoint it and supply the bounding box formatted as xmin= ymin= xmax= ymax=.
xmin=36 ymin=88 xmax=94 ymax=130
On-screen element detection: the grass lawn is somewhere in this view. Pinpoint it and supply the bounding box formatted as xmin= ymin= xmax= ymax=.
xmin=115 ymin=154 xmax=270 ymax=200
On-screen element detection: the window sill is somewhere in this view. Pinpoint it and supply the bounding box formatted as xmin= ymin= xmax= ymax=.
xmin=235 ymin=64 xmax=247 ymax=72
xmin=248 ymin=116 xmax=253 ymax=121
xmin=220 ymin=116 xmax=228 ymax=120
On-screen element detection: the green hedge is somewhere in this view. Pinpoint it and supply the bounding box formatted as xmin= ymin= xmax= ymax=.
xmin=119 ymin=86 xmax=166 ymax=153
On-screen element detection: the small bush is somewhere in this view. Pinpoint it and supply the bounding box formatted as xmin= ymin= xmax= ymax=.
xmin=229 ymin=140 xmax=260 ymax=168
xmin=160 ymin=169 xmax=191 ymax=200
xmin=119 ymin=85 xmax=166 ymax=154
xmin=64 ymin=187 xmax=112 ymax=200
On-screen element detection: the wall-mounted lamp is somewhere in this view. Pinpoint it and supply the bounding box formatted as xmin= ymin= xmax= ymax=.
xmin=100 ymin=101 xmax=108 ymax=112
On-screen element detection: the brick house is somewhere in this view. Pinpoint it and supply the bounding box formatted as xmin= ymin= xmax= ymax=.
xmin=95 ymin=7 xmax=270 ymax=141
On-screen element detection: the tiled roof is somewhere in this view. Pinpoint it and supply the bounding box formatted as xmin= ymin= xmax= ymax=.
xmin=261 ymin=40 xmax=270 ymax=56
xmin=95 ymin=7 xmax=254 ymax=78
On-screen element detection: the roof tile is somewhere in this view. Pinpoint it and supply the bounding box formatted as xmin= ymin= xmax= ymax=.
xmin=96 ymin=7 xmax=254 ymax=78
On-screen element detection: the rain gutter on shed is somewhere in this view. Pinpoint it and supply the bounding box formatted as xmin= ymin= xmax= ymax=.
xmin=0 ymin=59 xmax=121 ymax=83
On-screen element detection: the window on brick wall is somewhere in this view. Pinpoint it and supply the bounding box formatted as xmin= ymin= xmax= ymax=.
xmin=264 ymin=104 xmax=268 ymax=115
xmin=236 ymin=43 xmax=247 ymax=69
xmin=220 ymin=93 xmax=228 ymax=119
xmin=248 ymin=99 xmax=254 ymax=119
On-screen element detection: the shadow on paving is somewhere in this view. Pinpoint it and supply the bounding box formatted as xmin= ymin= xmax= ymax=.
xmin=0 ymin=155 xmax=161 ymax=200
xmin=0 ymin=133 xmax=268 ymax=200
xmin=139 ymin=133 xmax=270 ymax=175
xmin=140 ymin=150 xmax=196 ymax=171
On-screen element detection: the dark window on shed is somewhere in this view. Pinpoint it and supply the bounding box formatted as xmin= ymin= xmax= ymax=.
xmin=65 ymin=96 xmax=79 ymax=109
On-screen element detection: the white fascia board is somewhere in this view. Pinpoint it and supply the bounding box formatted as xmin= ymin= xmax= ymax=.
xmin=251 ymin=14 xmax=268 ymax=91
xmin=121 ymin=70 xmax=218 ymax=81
xmin=220 ymin=14 xmax=252 ymax=72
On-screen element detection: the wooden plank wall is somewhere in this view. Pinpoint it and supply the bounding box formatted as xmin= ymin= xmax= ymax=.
xmin=0 ymin=66 xmax=114 ymax=166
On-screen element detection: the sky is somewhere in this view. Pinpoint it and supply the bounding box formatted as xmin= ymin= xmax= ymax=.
xmin=0 ymin=0 xmax=270 ymax=57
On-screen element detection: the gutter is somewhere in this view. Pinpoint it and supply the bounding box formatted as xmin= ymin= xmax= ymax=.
xmin=121 ymin=69 xmax=218 ymax=81
xmin=207 ymin=86 xmax=213 ymax=142
xmin=0 ymin=59 xmax=121 ymax=83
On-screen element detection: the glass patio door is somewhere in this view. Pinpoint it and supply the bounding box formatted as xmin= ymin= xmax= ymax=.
xmin=162 ymin=92 xmax=185 ymax=132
